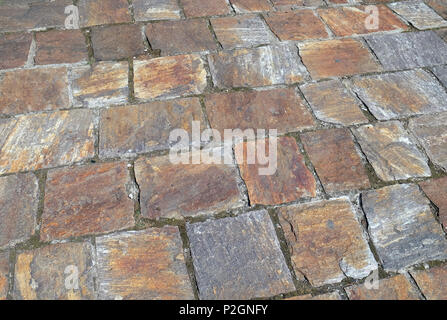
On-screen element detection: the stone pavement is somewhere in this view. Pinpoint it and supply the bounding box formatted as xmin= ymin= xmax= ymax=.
xmin=1 ymin=0 xmax=447 ymax=300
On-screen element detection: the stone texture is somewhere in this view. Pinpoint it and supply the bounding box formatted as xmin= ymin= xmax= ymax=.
xmin=389 ymin=1 xmax=447 ymax=30
xmin=289 ymin=292 xmax=342 ymax=300
xmin=181 ymin=0 xmax=231 ymax=17
xmin=272 ymin=0 xmax=324 ymax=8
xmin=13 ymin=242 xmax=95 ymax=300
xmin=134 ymin=55 xmax=207 ymax=100
xmin=425 ymin=0 xmax=447 ymax=19
xmin=436 ymin=28 xmax=447 ymax=41
xmin=204 ymin=88 xmax=315 ymax=136
xmin=91 ymin=24 xmax=146 ymax=61
xmin=0 ymin=109 xmax=95 ymax=174
xmin=135 ymin=155 xmax=243 ymax=219
xmin=278 ymin=198 xmax=377 ymax=287
xmin=366 ymin=31 xmax=447 ymax=71
xmin=411 ymin=265 xmax=447 ymax=300
xmin=362 ymin=184 xmax=447 ymax=271
xmin=300 ymin=80 xmax=368 ymax=126
xmin=235 ymin=136 xmax=316 ymax=205
xmin=264 ymin=10 xmax=329 ymax=41
xmin=71 ymin=61 xmax=129 ymax=108
xmin=0 ymin=251 xmax=8 ymax=300
xmin=299 ymin=39 xmax=381 ymax=80
xmin=134 ymin=0 xmax=182 ymax=21
xmin=345 ymin=274 xmax=420 ymax=300
xmin=231 ymin=0 xmax=273 ymax=13
xmin=35 ymin=30 xmax=88 ymax=65
xmin=420 ymin=177 xmax=447 ymax=228
xmin=0 ymin=32 xmax=31 ymax=69
xmin=209 ymin=43 xmax=308 ymax=88
xmin=409 ymin=113 xmax=447 ymax=171
xmin=354 ymin=121 xmax=430 ymax=181
xmin=351 ymin=70 xmax=447 ymax=120
xmin=318 ymin=5 xmax=407 ymax=36
xmin=78 ymin=0 xmax=131 ymax=27
xmin=0 ymin=67 xmax=70 ymax=116
xmin=145 ymin=19 xmax=217 ymax=56
xmin=41 ymin=162 xmax=135 ymax=242
xmin=99 ymin=98 xmax=205 ymax=157
xmin=301 ymin=128 xmax=370 ymax=193
xmin=432 ymin=64 xmax=447 ymax=87
xmin=186 ymin=210 xmax=295 ymax=300
xmin=211 ymin=15 xmax=276 ymax=50
xmin=96 ymin=227 xmax=194 ymax=300
xmin=0 ymin=173 xmax=39 ymax=248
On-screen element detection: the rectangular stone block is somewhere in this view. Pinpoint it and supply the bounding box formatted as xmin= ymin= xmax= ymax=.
xmin=78 ymin=0 xmax=131 ymax=27
xmin=388 ymin=1 xmax=447 ymax=30
xmin=231 ymin=0 xmax=273 ymax=13
xmin=410 ymin=265 xmax=447 ymax=300
xmin=181 ymin=0 xmax=231 ymax=17
xmin=0 ymin=251 xmax=8 ymax=300
xmin=0 ymin=32 xmax=31 ymax=69
xmin=186 ymin=210 xmax=295 ymax=300
xmin=133 ymin=0 xmax=182 ymax=21
xmin=420 ymin=177 xmax=447 ymax=229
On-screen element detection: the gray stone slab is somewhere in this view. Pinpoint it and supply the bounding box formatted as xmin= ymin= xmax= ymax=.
xmin=388 ymin=1 xmax=447 ymax=30
xmin=432 ymin=64 xmax=447 ymax=87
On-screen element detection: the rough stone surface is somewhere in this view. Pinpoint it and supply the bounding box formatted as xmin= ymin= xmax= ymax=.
xmin=436 ymin=28 xmax=447 ymax=41
xmin=235 ymin=136 xmax=316 ymax=205
xmin=0 ymin=32 xmax=31 ymax=69
xmin=96 ymin=227 xmax=194 ymax=300
xmin=420 ymin=177 xmax=447 ymax=228
xmin=300 ymin=80 xmax=368 ymax=126
xmin=209 ymin=43 xmax=308 ymax=88
xmin=362 ymin=184 xmax=447 ymax=271
xmin=411 ymin=265 xmax=447 ymax=300
xmin=0 ymin=251 xmax=8 ymax=300
xmin=13 ymin=242 xmax=95 ymax=300
xmin=432 ymin=64 xmax=447 ymax=88
xmin=388 ymin=1 xmax=447 ymax=30
xmin=299 ymin=39 xmax=381 ymax=80
xmin=134 ymin=55 xmax=207 ymax=100
xmin=288 ymin=292 xmax=342 ymax=300
xmin=425 ymin=0 xmax=447 ymax=19
xmin=278 ymin=198 xmax=377 ymax=287
xmin=0 ymin=67 xmax=70 ymax=116
xmin=78 ymin=0 xmax=131 ymax=27
xmin=0 ymin=110 xmax=95 ymax=174
xmin=0 ymin=173 xmax=39 ymax=248
xmin=301 ymin=128 xmax=370 ymax=193
xmin=231 ymin=0 xmax=273 ymax=13
xmin=354 ymin=121 xmax=431 ymax=181
xmin=181 ymin=0 xmax=231 ymax=17
xmin=134 ymin=0 xmax=182 ymax=21
xmin=186 ymin=210 xmax=295 ymax=300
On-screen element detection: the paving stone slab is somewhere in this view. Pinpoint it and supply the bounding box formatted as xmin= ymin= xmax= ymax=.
xmin=288 ymin=292 xmax=342 ymax=300
xmin=186 ymin=210 xmax=295 ymax=300
xmin=0 ymin=251 xmax=8 ymax=300
xmin=436 ymin=28 xmax=447 ymax=41
xmin=361 ymin=184 xmax=447 ymax=271
xmin=0 ymin=33 xmax=32 ymax=70
xmin=420 ymin=176 xmax=447 ymax=229
xmin=432 ymin=64 xmax=447 ymax=87
xmin=410 ymin=265 xmax=447 ymax=300
xmin=425 ymin=0 xmax=447 ymax=19
xmin=78 ymin=0 xmax=131 ymax=27
xmin=231 ymin=0 xmax=273 ymax=13
xmin=181 ymin=0 xmax=231 ymax=17
xmin=388 ymin=1 xmax=447 ymax=30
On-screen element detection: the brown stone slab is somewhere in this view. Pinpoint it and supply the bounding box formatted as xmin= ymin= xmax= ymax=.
xmin=288 ymin=292 xmax=342 ymax=300
xmin=420 ymin=177 xmax=447 ymax=229
xmin=388 ymin=1 xmax=447 ymax=30
xmin=0 ymin=32 xmax=31 ymax=69
xmin=78 ymin=0 xmax=131 ymax=27
xmin=410 ymin=265 xmax=447 ymax=300
xmin=134 ymin=0 xmax=182 ymax=21
xmin=0 ymin=251 xmax=8 ymax=300
xmin=181 ymin=0 xmax=231 ymax=17
xmin=231 ymin=0 xmax=273 ymax=13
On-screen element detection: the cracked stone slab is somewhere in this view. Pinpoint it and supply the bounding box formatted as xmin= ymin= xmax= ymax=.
xmin=0 ymin=251 xmax=8 ymax=300
xmin=186 ymin=210 xmax=295 ymax=300
xmin=0 ymin=110 xmax=95 ymax=175
xmin=231 ymin=0 xmax=273 ymax=13
xmin=0 ymin=32 xmax=32 ymax=69
xmin=362 ymin=184 xmax=447 ymax=272
xmin=366 ymin=31 xmax=447 ymax=71
xmin=351 ymin=69 xmax=447 ymax=120
xmin=388 ymin=1 xmax=447 ymax=30
xmin=78 ymin=0 xmax=131 ymax=27
xmin=96 ymin=227 xmax=194 ymax=300
xmin=278 ymin=198 xmax=377 ymax=287
xmin=432 ymin=64 xmax=447 ymax=87
xmin=420 ymin=177 xmax=447 ymax=229
xmin=133 ymin=0 xmax=182 ymax=21
xmin=181 ymin=0 xmax=231 ymax=17
xmin=13 ymin=242 xmax=95 ymax=300
xmin=410 ymin=265 xmax=447 ymax=300
xmin=353 ymin=121 xmax=431 ymax=181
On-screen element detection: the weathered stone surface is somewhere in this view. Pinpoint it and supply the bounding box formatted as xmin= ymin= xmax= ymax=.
xmin=301 ymin=129 xmax=370 ymax=193
xmin=366 ymin=31 xmax=447 ymax=71
xmin=0 ymin=32 xmax=31 ymax=69
xmin=135 ymin=155 xmax=243 ymax=219
xmin=346 ymin=274 xmax=420 ymax=300
xmin=41 ymin=162 xmax=135 ymax=241
xmin=318 ymin=5 xmax=407 ymax=36
xmin=231 ymin=0 xmax=273 ymax=12
xmin=235 ymin=136 xmax=316 ymax=205
xmin=99 ymin=98 xmax=205 ymax=157
xmin=209 ymin=43 xmax=308 ymax=88
xmin=288 ymin=292 xmax=342 ymax=300
xmin=35 ymin=30 xmax=88 ymax=65
xmin=351 ymin=70 xmax=447 ymax=120
xmin=354 ymin=121 xmax=430 ymax=181
xmin=91 ymin=24 xmax=146 ymax=61
xmin=300 ymin=80 xmax=367 ymax=126
xmin=146 ymin=19 xmax=217 ymax=56
xmin=0 ymin=109 xmax=95 ymax=174
xmin=134 ymin=55 xmax=207 ymax=100
xmin=204 ymin=88 xmax=315 ymax=136
xmin=96 ymin=227 xmax=194 ymax=300
xmin=299 ymin=39 xmax=381 ymax=80
xmin=13 ymin=242 xmax=95 ymax=300
xmin=181 ymin=0 xmax=230 ymax=17
xmin=78 ymin=0 xmax=131 ymax=27
xmin=187 ymin=210 xmax=295 ymax=300
xmin=436 ymin=28 xmax=447 ymax=41
xmin=271 ymin=0 xmax=324 ymax=9
xmin=409 ymin=113 xmax=447 ymax=171
xmin=425 ymin=0 xmax=447 ymax=19
xmin=432 ymin=64 xmax=447 ymax=87
xmin=0 ymin=67 xmax=70 ymax=116
xmin=411 ymin=265 xmax=447 ymax=300
xmin=0 ymin=173 xmax=39 ymax=248
xmin=211 ymin=15 xmax=276 ymax=50
xmin=264 ymin=10 xmax=329 ymax=41
xmin=278 ymin=198 xmax=377 ymax=286
xmin=71 ymin=61 xmax=128 ymax=108
xmin=0 ymin=251 xmax=8 ymax=300
xmin=362 ymin=184 xmax=447 ymax=271
xmin=389 ymin=1 xmax=447 ymax=30
xmin=420 ymin=177 xmax=447 ymax=228
xmin=134 ymin=0 xmax=182 ymax=21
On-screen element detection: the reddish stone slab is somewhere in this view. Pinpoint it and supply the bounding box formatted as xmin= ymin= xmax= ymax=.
xmin=134 ymin=0 xmax=182 ymax=21
xmin=0 ymin=251 xmax=8 ymax=300
xmin=411 ymin=265 xmax=447 ymax=300
xmin=181 ymin=0 xmax=231 ymax=17
xmin=78 ymin=0 xmax=131 ymax=27
xmin=420 ymin=176 xmax=447 ymax=229
xmin=231 ymin=0 xmax=273 ymax=12
xmin=0 ymin=32 xmax=31 ymax=69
